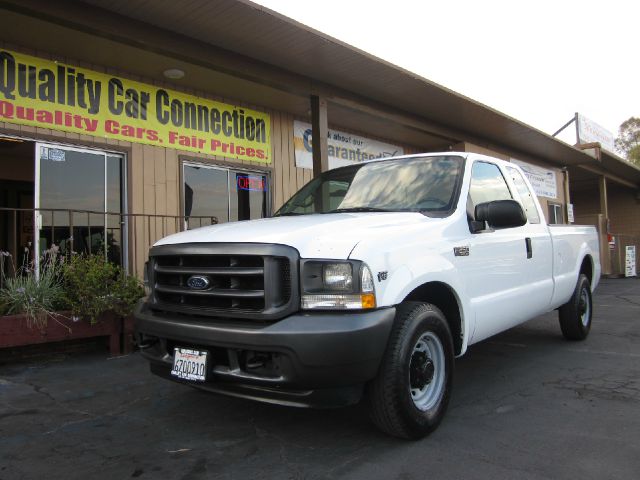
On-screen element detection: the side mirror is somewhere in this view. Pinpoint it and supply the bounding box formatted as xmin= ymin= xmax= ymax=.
xmin=474 ymin=200 xmax=527 ymax=230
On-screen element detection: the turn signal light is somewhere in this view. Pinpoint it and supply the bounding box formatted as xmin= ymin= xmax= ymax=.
xmin=361 ymin=293 xmax=376 ymax=309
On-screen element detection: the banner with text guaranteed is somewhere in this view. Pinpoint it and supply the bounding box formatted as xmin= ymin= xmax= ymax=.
xmin=0 ymin=49 xmax=271 ymax=162
xmin=511 ymin=159 xmax=557 ymax=199
xmin=293 ymin=120 xmax=403 ymax=170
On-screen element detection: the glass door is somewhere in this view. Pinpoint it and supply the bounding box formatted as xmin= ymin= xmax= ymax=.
xmin=35 ymin=143 xmax=126 ymax=268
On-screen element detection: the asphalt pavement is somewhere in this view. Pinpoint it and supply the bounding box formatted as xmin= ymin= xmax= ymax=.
xmin=1 ymin=278 xmax=639 ymax=480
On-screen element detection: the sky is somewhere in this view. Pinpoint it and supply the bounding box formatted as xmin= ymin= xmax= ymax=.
xmin=252 ymin=0 xmax=638 ymax=147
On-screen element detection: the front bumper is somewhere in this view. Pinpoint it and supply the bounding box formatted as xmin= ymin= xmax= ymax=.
xmin=134 ymin=301 xmax=395 ymax=407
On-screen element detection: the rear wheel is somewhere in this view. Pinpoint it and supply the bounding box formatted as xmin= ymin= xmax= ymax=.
xmin=559 ymin=274 xmax=592 ymax=340
xmin=367 ymin=302 xmax=454 ymax=439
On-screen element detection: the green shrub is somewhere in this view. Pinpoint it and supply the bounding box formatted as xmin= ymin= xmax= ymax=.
xmin=62 ymin=254 xmax=144 ymax=324
xmin=0 ymin=256 xmax=67 ymax=328
xmin=111 ymin=273 xmax=146 ymax=317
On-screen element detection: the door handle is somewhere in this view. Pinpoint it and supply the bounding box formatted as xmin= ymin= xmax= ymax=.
xmin=525 ymin=237 xmax=532 ymax=259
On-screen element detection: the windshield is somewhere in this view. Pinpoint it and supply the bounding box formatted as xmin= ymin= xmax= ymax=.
xmin=275 ymin=155 xmax=464 ymax=217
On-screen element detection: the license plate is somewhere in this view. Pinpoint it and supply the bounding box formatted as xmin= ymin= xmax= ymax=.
xmin=171 ymin=348 xmax=208 ymax=382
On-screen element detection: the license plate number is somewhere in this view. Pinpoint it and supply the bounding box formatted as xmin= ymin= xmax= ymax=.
xmin=171 ymin=348 xmax=208 ymax=382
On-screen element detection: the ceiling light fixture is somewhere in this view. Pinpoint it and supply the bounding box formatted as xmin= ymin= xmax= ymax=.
xmin=163 ymin=68 xmax=185 ymax=80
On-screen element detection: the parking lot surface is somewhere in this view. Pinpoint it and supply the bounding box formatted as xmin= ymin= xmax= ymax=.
xmin=1 ymin=278 xmax=639 ymax=480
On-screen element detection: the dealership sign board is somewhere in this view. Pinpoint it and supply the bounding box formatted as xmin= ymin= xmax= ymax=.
xmin=293 ymin=120 xmax=404 ymax=170
xmin=576 ymin=113 xmax=615 ymax=152
xmin=0 ymin=49 xmax=271 ymax=163
xmin=511 ymin=159 xmax=557 ymax=199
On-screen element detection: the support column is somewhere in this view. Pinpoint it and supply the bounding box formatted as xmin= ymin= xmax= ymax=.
xmin=310 ymin=95 xmax=329 ymax=178
xmin=599 ymin=175 xmax=609 ymax=219
xmin=599 ymin=175 xmax=612 ymax=276
xmin=563 ymin=168 xmax=571 ymax=222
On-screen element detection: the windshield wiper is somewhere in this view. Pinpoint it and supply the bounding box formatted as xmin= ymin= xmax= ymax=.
xmin=325 ymin=207 xmax=394 ymax=213
xmin=274 ymin=211 xmax=307 ymax=216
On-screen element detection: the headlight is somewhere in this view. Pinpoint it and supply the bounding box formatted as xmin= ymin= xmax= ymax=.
xmin=301 ymin=260 xmax=376 ymax=310
xmin=323 ymin=263 xmax=353 ymax=291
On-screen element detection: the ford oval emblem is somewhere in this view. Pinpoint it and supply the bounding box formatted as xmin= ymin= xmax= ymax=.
xmin=187 ymin=275 xmax=210 ymax=290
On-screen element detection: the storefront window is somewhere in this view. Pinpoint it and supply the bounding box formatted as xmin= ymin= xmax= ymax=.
xmin=183 ymin=162 xmax=269 ymax=229
xmin=37 ymin=144 xmax=125 ymax=265
xmin=229 ymin=172 xmax=267 ymax=221
xmin=548 ymin=203 xmax=563 ymax=224
xmin=183 ymin=164 xmax=229 ymax=229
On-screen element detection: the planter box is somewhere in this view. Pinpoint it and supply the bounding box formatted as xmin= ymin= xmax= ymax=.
xmin=0 ymin=311 xmax=123 ymax=355
xmin=122 ymin=314 xmax=136 ymax=354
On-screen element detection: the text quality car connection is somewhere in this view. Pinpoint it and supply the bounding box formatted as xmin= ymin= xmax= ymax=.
xmin=0 ymin=51 xmax=268 ymax=159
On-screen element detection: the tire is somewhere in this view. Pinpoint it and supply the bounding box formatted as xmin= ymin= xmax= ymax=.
xmin=367 ymin=302 xmax=454 ymax=439
xmin=558 ymin=274 xmax=592 ymax=341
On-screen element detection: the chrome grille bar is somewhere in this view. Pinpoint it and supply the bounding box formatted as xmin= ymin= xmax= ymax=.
xmin=155 ymin=285 xmax=265 ymax=298
xmin=154 ymin=265 xmax=264 ymax=276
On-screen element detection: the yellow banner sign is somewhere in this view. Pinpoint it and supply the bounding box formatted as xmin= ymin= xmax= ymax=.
xmin=0 ymin=49 xmax=271 ymax=162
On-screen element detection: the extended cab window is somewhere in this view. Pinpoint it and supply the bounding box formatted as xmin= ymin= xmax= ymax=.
xmin=468 ymin=161 xmax=513 ymax=210
xmin=506 ymin=166 xmax=541 ymax=224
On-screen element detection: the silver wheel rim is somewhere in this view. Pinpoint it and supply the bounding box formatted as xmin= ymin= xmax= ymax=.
xmin=409 ymin=331 xmax=445 ymax=411
xmin=579 ymin=287 xmax=591 ymax=327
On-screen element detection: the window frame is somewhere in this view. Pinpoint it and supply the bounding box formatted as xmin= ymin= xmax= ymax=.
xmin=548 ymin=202 xmax=564 ymax=225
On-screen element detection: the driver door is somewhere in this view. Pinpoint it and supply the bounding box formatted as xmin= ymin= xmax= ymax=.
xmin=460 ymin=161 xmax=531 ymax=344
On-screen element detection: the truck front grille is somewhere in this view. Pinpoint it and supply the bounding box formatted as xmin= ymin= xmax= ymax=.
xmin=148 ymin=243 xmax=299 ymax=321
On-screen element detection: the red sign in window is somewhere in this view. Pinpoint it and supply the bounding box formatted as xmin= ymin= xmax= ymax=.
xmin=236 ymin=174 xmax=266 ymax=192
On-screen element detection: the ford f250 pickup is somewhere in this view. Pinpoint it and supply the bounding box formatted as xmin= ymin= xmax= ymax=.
xmin=135 ymin=152 xmax=600 ymax=438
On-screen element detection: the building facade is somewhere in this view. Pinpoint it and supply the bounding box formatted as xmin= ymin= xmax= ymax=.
xmin=1 ymin=0 xmax=638 ymax=278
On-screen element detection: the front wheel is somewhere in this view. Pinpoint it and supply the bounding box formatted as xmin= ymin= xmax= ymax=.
xmin=367 ymin=302 xmax=454 ymax=439
xmin=558 ymin=274 xmax=593 ymax=340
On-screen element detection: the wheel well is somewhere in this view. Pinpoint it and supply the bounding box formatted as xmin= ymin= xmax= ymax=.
xmin=403 ymin=282 xmax=463 ymax=355
xmin=580 ymin=255 xmax=594 ymax=285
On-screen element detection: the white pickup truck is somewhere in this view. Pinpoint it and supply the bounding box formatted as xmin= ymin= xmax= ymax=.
xmin=135 ymin=152 xmax=600 ymax=439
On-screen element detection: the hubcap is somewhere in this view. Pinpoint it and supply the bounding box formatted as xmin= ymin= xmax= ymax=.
xmin=410 ymin=353 xmax=435 ymax=389
xmin=409 ymin=332 xmax=445 ymax=411
xmin=579 ymin=287 xmax=591 ymax=327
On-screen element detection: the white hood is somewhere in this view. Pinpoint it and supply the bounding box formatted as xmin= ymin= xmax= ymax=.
xmin=154 ymin=212 xmax=431 ymax=259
